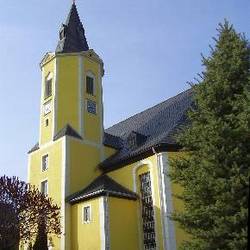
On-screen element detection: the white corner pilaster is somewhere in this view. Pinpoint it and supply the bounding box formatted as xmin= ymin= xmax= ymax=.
xmin=52 ymin=57 xmax=59 ymax=138
xmin=98 ymin=63 xmax=105 ymax=161
xmin=79 ymin=55 xmax=84 ymax=138
xmin=39 ymin=67 xmax=45 ymax=145
xmin=157 ymin=152 xmax=176 ymax=250
xmin=100 ymin=196 xmax=110 ymax=250
xmin=61 ymin=137 xmax=70 ymax=250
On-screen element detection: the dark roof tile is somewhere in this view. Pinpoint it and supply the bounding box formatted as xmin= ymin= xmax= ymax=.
xmin=100 ymin=89 xmax=193 ymax=170
xmin=67 ymin=175 xmax=138 ymax=204
xmin=54 ymin=124 xmax=82 ymax=141
xmin=56 ymin=3 xmax=89 ymax=53
xmin=28 ymin=143 xmax=39 ymax=154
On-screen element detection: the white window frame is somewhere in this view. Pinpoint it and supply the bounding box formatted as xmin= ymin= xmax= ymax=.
xmin=41 ymin=154 xmax=49 ymax=172
xmin=41 ymin=179 xmax=48 ymax=196
xmin=82 ymin=204 xmax=92 ymax=224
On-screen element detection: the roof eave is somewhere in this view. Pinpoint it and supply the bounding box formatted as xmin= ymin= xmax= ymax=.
xmin=99 ymin=143 xmax=181 ymax=173
xmin=67 ymin=190 xmax=138 ymax=205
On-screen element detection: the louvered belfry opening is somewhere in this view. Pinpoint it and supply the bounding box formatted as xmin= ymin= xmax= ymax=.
xmin=139 ymin=172 xmax=157 ymax=250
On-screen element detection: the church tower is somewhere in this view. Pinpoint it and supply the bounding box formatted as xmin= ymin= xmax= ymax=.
xmin=39 ymin=3 xmax=104 ymax=147
xmin=28 ymin=3 xmax=106 ymax=249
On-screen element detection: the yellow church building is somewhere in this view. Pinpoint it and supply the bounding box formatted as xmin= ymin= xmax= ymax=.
xmin=27 ymin=2 xmax=192 ymax=250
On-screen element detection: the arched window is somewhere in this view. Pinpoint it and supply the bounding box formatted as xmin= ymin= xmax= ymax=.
xmin=133 ymin=162 xmax=157 ymax=250
xmin=139 ymin=172 xmax=157 ymax=250
xmin=86 ymin=71 xmax=95 ymax=96
xmin=44 ymin=73 xmax=53 ymax=99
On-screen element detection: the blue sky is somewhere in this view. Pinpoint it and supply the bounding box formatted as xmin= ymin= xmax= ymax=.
xmin=0 ymin=0 xmax=249 ymax=180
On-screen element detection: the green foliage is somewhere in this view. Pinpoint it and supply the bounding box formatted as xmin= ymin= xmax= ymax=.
xmin=169 ymin=21 xmax=250 ymax=250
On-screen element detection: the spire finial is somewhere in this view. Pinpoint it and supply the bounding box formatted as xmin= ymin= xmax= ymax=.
xmin=55 ymin=0 xmax=89 ymax=53
xmin=72 ymin=0 xmax=75 ymax=4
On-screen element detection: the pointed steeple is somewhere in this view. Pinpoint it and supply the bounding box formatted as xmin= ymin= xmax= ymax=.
xmin=56 ymin=3 xmax=89 ymax=53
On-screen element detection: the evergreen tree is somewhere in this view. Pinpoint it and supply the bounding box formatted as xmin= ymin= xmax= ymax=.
xmin=169 ymin=21 xmax=250 ymax=250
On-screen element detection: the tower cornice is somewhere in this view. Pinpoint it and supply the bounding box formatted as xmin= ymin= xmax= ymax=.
xmin=40 ymin=50 xmax=104 ymax=76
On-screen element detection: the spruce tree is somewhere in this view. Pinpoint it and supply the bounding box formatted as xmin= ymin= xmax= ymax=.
xmin=169 ymin=21 xmax=250 ymax=250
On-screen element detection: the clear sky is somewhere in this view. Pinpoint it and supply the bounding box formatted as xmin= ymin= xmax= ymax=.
xmin=0 ymin=0 xmax=249 ymax=181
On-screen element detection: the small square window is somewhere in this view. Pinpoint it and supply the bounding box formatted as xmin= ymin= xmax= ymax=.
xmin=87 ymin=99 xmax=97 ymax=115
xmin=86 ymin=76 xmax=94 ymax=95
xmin=82 ymin=206 xmax=91 ymax=223
xmin=44 ymin=79 xmax=52 ymax=99
xmin=42 ymin=154 xmax=49 ymax=171
xmin=41 ymin=180 xmax=48 ymax=195
xmin=45 ymin=119 xmax=49 ymax=127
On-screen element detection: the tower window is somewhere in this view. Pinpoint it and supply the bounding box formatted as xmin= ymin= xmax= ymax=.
xmin=86 ymin=76 xmax=94 ymax=95
xmin=87 ymin=99 xmax=97 ymax=114
xmin=45 ymin=119 xmax=49 ymax=127
xmin=42 ymin=154 xmax=49 ymax=171
xmin=41 ymin=180 xmax=48 ymax=195
xmin=44 ymin=79 xmax=52 ymax=99
xmin=82 ymin=205 xmax=91 ymax=223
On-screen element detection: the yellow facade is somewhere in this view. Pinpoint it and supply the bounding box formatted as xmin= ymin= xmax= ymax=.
xmin=27 ymin=3 xmax=189 ymax=250
xmin=108 ymin=197 xmax=139 ymax=250
xmin=71 ymin=198 xmax=102 ymax=250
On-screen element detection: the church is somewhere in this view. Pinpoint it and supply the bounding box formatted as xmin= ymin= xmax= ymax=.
xmin=27 ymin=2 xmax=191 ymax=250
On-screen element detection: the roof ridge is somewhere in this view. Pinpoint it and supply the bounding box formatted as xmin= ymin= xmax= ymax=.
xmin=105 ymin=88 xmax=192 ymax=132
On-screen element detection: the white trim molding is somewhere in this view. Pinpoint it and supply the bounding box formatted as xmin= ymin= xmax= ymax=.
xmin=104 ymin=195 xmax=110 ymax=250
xmin=100 ymin=196 xmax=110 ymax=250
xmin=98 ymin=63 xmax=105 ymax=161
xmin=100 ymin=197 xmax=106 ymax=250
xmin=61 ymin=137 xmax=70 ymax=250
xmin=157 ymin=152 xmax=176 ymax=250
xmin=52 ymin=57 xmax=59 ymax=138
xmin=39 ymin=67 xmax=45 ymax=145
xmin=79 ymin=55 xmax=84 ymax=137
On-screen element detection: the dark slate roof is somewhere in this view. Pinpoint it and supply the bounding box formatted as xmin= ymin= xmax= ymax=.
xmin=56 ymin=3 xmax=89 ymax=53
xmin=100 ymin=89 xmax=193 ymax=171
xmin=67 ymin=175 xmax=138 ymax=204
xmin=103 ymin=132 xmax=123 ymax=149
xmin=54 ymin=124 xmax=82 ymax=141
xmin=28 ymin=143 xmax=39 ymax=154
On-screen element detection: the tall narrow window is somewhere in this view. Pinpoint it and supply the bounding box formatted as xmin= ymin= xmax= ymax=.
xmin=41 ymin=180 xmax=48 ymax=195
xmin=139 ymin=172 xmax=156 ymax=250
xmin=44 ymin=78 xmax=52 ymax=99
xmin=86 ymin=76 xmax=94 ymax=95
xmin=42 ymin=154 xmax=49 ymax=171
xmin=82 ymin=205 xmax=91 ymax=223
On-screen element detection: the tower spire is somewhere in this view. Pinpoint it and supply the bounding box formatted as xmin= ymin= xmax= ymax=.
xmin=56 ymin=2 xmax=89 ymax=53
